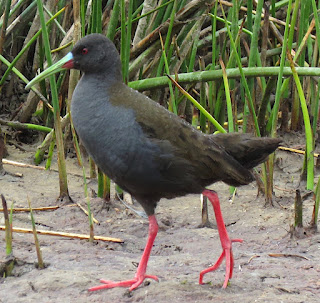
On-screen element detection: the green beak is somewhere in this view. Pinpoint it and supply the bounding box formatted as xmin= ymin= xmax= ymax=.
xmin=25 ymin=52 xmax=74 ymax=90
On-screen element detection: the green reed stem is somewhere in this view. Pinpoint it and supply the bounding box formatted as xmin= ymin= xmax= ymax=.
xmin=218 ymin=7 xmax=260 ymax=136
xmin=36 ymin=0 xmax=69 ymax=198
xmin=0 ymin=119 xmax=52 ymax=133
xmin=159 ymin=33 xmax=177 ymax=114
xmin=130 ymin=66 xmax=320 ymax=91
xmin=107 ymin=0 xmax=120 ymax=40
xmin=156 ymin=0 xmax=177 ymax=77
xmin=288 ymin=52 xmax=314 ymax=190
xmin=45 ymin=133 xmax=55 ymax=170
xmin=168 ymin=75 xmax=226 ymax=133
xmin=266 ymin=0 xmax=292 ymax=136
xmin=219 ymin=58 xmax=234 ymax=133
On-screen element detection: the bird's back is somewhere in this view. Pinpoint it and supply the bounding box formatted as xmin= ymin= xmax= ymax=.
xmin=105 ymin=83 xmax=281 ymax=196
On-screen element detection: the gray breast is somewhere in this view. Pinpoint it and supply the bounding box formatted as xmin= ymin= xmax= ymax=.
xmin=71 ymin=79 xmax=162 ymax=188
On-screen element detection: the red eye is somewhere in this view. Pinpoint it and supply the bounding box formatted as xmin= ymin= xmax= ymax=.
xmin=81 ymin=48 xmax=88 ymax=55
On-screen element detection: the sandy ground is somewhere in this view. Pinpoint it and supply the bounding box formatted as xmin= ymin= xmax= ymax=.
xmin=0 ymin=132 xmax=319 ymax=303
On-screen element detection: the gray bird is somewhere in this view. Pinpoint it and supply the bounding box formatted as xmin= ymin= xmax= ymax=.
xmin=27 ymin=33 xmax=281 ymax=291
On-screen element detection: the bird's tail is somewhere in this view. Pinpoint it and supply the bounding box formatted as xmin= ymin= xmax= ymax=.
xmin=213 ymin=133 xmax=282 ymax=169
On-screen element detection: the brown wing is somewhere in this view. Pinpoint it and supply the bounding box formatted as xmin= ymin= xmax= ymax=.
xmin=109 ymin=83 xmax=257 ymax=188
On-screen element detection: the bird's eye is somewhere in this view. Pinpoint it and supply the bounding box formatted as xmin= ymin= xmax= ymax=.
xmin=81 ymin=48 xmax=88 ymax=55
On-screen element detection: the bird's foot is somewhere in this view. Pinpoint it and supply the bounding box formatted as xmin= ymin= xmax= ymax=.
xmin=89 ymin=274 xmax=159 ymax=292
xmin=199 ymin=238 xmax=243 ymax=288
xmin=89 ymin=215 xmax=159 ymax=292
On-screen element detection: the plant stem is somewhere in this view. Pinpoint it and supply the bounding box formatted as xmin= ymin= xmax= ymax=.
xmin=27 ymin=198 xmax=44 ymax=269
xmin=36 ymin=0 xmax=69 ymax=199
xmin=129 ymin=67 xmax=320 ymax=91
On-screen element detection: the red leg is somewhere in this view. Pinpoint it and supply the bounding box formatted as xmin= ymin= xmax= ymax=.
xmin=89 ymin=215 xmax=159 ymax=292
xmin=199 ymin=190 xmax=243 ymax=288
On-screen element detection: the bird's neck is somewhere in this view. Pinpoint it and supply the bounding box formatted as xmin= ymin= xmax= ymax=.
xmin=83 ymin=70 xmax=122 ymax=84
xmin=82 ymin=58 xmax=123 ymax=84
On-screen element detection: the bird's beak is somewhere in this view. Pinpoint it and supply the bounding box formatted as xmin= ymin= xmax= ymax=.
xmin=25 ymin=52 xmax=74 ymax=89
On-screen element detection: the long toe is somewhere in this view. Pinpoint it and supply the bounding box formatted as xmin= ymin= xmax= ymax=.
xmin=199 ymin=243 xmax=241 ymax=288
xmin=199 ymin=250 xmax=225 ymax=285
xmin=89 ymin=274 xmax=159 ymax=292
xmin=222 ymin=249 xmax=232 ymax=288
xmin=89 ymin=279 xmax=136 ymax=291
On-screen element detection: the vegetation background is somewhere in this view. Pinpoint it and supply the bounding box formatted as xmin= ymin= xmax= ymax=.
xmin=1 ymin=1 xmax=320 ymax=301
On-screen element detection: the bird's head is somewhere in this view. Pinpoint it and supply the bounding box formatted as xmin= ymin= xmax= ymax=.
xmin=26 ymin=34 xmax=122 ymax=90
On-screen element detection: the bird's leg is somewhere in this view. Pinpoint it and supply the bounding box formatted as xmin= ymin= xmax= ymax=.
xmin=199 ymin=189 xmax=243 ymax=288
xmin=89 ymin=215 xmax=159 ymax=292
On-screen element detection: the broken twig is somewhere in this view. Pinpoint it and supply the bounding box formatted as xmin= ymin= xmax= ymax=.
xmin=0 ymin=225 xmax=123 ymax=243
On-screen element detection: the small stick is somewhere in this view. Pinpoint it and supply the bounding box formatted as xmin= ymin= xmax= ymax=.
xmin=268 ymin=253 xmax=309 ymax=260
xmin=2 ymin=159 xmax=91 ymax=178
xmin=0 ymin=204 xmax=99 ymax=225
xmin=27 ymin=198 xmax=44 ymax=269
xmin=3 ymin=159 xmax=47 ymax=170
xmin=0 ymin=206 xmax=60 ymax=212
xmin=274 ymin=185 xmax=296 ymax=193
xmin=75 ymin=201 xmax=99 ymax=224
xmin=278 ymin=146 xmax=319 ymax=158
xmin=247 ymin=255 xmax=260 ymax=264
xmin=0 ymin=225 xmax=123 ymax=243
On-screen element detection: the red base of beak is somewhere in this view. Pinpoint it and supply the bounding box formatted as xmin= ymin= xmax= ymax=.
xmin=63 ymin=60 xmax=74 ymax=69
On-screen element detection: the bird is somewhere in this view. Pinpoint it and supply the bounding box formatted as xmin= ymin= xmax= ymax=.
xmin=26 ymin=33 xmax=281 ymax=291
